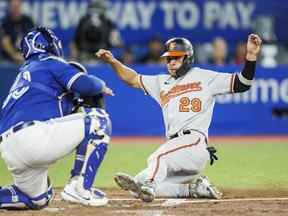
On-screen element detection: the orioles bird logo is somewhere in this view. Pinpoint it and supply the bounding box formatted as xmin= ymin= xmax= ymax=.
xmin=169 ymin=42 xmax=176 ymax=51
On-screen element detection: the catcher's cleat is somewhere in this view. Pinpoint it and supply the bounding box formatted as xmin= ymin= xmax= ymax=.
xmin=61 ymin=180 xmax=108 ymax=207
xmin=189 ymin=176 xmax=222 ymax=199
xmin=114 ymin=173 xmax=155 ymax=202
xmin=67 ymin=177 xmax=107 ymax=197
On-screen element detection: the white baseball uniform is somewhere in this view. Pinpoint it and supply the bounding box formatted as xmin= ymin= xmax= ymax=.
xmin=134 ymin=67 xmax=235 ymax=197
xmin=0 ymin=113 xmax=86 ymax=197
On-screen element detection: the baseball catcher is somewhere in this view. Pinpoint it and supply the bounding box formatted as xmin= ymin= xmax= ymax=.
xmin=0 ymin=26 xmax=113 ymax=209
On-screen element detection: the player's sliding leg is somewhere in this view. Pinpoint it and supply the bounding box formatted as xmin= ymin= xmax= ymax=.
xmin=142 ymin=175 xmax=221 ymax=199
xmin=133 ymin=167 xmax=221 ymax=199
xmin=115 ymin=171 xmax=192 ymax=200
xmin=115 ymin=137 xmax=191 ymax=202
xmin=132 ymin=170 xmax=193 ymax=198
xmin=61 ymin=108 xmax=111 ymax=206
xmin=115 ymin=133 xmax=221 ymax=201
xmin=116 ymin=170 xmax=221 ymax=200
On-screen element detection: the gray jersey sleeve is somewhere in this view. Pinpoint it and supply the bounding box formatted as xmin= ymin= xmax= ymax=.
xmin=206 ymin=70 xmax=235 ymax=96
xmin=139 ymin=75 xmax=161 ymax=103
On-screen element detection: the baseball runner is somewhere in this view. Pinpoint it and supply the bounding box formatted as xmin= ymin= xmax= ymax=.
xmin=0 ymin=26 xmax=113 ymax=209
xmin=96 ymin=34 xmax=262 ymax=202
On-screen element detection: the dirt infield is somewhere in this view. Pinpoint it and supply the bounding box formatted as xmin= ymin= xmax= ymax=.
xmin=1 ymin=188 xmax=288 ymax=216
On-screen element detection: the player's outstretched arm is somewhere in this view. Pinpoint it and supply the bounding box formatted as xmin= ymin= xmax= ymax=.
xmin=95 ymin=49 xmax=141 ymax=89
xmin=233 ymin=34 xmax=262 ymax=93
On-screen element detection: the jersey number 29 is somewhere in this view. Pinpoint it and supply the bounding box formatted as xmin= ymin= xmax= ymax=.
xmin=179 ymin=97 xmax=202 ymax=112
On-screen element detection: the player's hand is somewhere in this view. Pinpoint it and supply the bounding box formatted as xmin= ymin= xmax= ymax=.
xmin=102 ymin=85 xmax=115 ymax=96
xmin=95 ymin=49 xmax=115 ymax=64
xmin=246 ymin=34 xmax=262 ymax=61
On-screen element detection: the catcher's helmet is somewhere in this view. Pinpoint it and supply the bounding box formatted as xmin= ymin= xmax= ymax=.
xmin=161 ymin=37 xmax=194 ymax=78
xmin=20 ymin=26 xmax=63 ymax=59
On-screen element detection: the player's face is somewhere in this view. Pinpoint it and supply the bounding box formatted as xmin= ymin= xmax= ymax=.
xmin=166 ymin=56 xmax=185 ymax=76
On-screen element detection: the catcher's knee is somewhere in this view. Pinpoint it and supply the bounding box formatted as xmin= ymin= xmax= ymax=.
xmin=83 ymin=108 xmax=112 ymax=144
xmin=0 ymin=184 xmax=53 ymax=210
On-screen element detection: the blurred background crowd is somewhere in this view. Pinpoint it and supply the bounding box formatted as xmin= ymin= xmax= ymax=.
xmin=0 ymin=0 xmax=287 ymax=136
xmin=0 ymin=0 xmax=288 ymax=67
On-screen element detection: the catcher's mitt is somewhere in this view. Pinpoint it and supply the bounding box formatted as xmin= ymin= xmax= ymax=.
xmin=73 ymin=94 xmax=105 ymax=112
xmin=68 ymin=61 xmax=106 ymax=111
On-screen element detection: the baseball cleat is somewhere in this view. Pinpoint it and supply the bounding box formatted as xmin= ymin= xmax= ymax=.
xmin=139 ymin=184 xmax=155 ymax=202
xmin=114 ymin=173 xmax=141 ymax=194
xmin=61 ymin=180 xmax=108 ymax=207
xmin=189 ymin=176 xmax=222 ymax=199
xmin=114 ymin=173 xmax=155 ymax=202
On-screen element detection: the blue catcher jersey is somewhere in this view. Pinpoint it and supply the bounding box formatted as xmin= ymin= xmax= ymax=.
xmin=0 ymin=54 xmax=84 ymax=134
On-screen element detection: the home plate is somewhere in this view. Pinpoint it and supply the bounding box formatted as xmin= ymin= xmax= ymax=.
xmin=161 ymin=199 xmax=186 ymax=207
xmin=43 ymin=207 xmax=64 ymax=212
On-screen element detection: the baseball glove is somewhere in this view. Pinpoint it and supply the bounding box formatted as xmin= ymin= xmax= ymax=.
xmin=68 ymin=61 xmax=106 ymax=111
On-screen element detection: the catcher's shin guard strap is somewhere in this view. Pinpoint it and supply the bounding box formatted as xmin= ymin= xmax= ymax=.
xmin=0 ymin=185 xmax=53 ymax=210
xmin=82 ymin=143 xmax=108 ymax=190
xmin=70 ymin=138 xmax=89 ymax=178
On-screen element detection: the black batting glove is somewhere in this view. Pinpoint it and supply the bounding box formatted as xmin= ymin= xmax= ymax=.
xmin=207 ymin=146 xmax=218 ymax=166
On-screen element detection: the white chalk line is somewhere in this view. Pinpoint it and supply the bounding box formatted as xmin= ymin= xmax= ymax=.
xmin=54 ymin=197 xmax=288 ymax=203
xmin=49 ymin=197 xmax=288 ymax=211
xmin=160 ymin=197 xmax=288 ymax=207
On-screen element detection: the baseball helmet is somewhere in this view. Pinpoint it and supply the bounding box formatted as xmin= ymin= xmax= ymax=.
xmin=20 ymin=26 xmax=63 ymax=59
xmin=161 ymin=37 xmax=194 ymax=78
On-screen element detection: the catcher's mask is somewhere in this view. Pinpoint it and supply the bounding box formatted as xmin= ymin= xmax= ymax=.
xmin=161 ymin=37 xmax=194 ymax=78
xmin=20 ymin=26 xmax=63 ymax=60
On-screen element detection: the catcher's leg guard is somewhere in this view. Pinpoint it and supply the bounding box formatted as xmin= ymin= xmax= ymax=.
xmin=0 ymin=183 xmax=53 ymax=210
xmin=70 ymin=138 xmax=88 ymax=179
xmin=71 ymin=108 xmax=111 ymax=189
xmin=82 ymin=142 xmax=108 ymax=190
xmin=62 ymin=109 xmax=110 ymax=206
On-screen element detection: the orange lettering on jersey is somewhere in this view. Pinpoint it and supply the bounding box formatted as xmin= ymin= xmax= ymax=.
xmin=160 ymin=82 xmax=202 ymax=106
